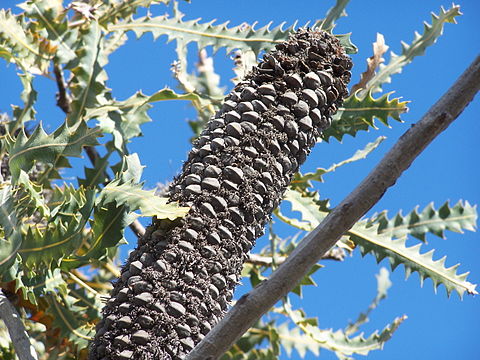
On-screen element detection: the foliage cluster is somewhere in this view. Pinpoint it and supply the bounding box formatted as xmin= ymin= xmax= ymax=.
xmin=0 ymin=1 xmax=476 ymax=359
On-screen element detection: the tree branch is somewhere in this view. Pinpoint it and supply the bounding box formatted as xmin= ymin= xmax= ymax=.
xmin=53 ymin=63 xmax=71 ymax=114
xmin=0 ymin=290 xmax=38 ymax=360
xmin=187 ymin=55 xmax=480 ymax=360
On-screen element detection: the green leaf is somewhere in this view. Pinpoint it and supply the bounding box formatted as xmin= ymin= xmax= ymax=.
xmin=292 ymin=136 xmax=386 ymax=190
xmin=107 ymin=10 xmax=356 ymax=55
xmin=223 ymin=321 xmax=283 ymax=360
xmin=86 ymin=88 xmax=200 ymax=152
xmin=345 ymin=267 xmax=392 ymax=335
xmin=322 ymin=92 xmax=408 ymax=142
xmin=78 ymin=151 xmax=111 ymax=188
xmin=18 ymin=0 xmax=78 ymax=63
xmin=17 ymin=170 xmax=50 ymax=216
xmin=0 ymin=9 xmax=52 ymax=73
xmin=370 ymin=200 xmax=477 ymax=242
xmin=358 ymin=5 xmax=461 ymax=97
xmin=114 ymin=152 xmax=144 ymax=183
xmin=19 ymin=186 xmax=96 ymax=269
xmin=67 ymin=21 xmax=109 ymax=125
xmin=95 ymin=153 xmax=189 ymax=219
xmin=320 ymin=0 xmax=351 ymax=30
xmin=9 ymin=73 xmax=37 ymax=137
xmin=349 ymin=223 xmax=478 ymax=298
xmin=7 ymin=121 xmax=101 ymax=183
xmin=98 ymin=0 xmax=168 ymax=25
xmin=14 ymin=267 xmax=68 ymax=305
xmin=62 ymin=201 xmax=130 ymax=268
xmin=284 ymin=303 xmax=406 ymax=357
xmin=292 ymin=263 xmax=323 ymax=298
xmin=102 ymin=29 xmax=128 ymax=56
xmin=0 ymin=184 xmax=21 ymax=236
xmin=0 ymin=185 xmax=23 ymax=276
xmin=173 ymin=42 xmax=225 ymax=137
xmin=100 ymin=180 xmax=189 ymax=219
xmin=280 ymin=188 xmax=329 ymax=231
xmin=277 ymin=322 xmax=321 ymax=358
xmin=46 ymin=293 xmax=95 ymax=350
xmin=68 ymin=285 xmax=104 ymax=328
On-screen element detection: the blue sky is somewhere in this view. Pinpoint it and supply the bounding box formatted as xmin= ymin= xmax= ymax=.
xmin=0 ymin=1 xmax=479 ymax=359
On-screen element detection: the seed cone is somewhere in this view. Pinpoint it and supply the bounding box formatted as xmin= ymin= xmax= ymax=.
xmin=89 ymin=28 xmax=352 ymax=360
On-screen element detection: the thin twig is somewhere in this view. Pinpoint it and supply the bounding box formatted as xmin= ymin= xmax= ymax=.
xmin=0 ymin=290 xmax=38 ymax=360
xmin=187 ymin=55 xmax=480 ymax=360
xmin=53 ymin=63 xmax=71 ymax=114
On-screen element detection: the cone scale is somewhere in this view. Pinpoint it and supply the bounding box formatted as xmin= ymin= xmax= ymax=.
xmin=90 ymin=28 xmax=352 ymax=360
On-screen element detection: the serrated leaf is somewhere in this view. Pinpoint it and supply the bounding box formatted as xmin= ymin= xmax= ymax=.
xmin=86 ymin=88 xmax=200 ymax=152
xmin=345 ymin=267 xmax=392 ymax=335
xmin=107 ymin=10 xmax=357 ymax=55
xmin=15 ymin=268 xmax=68 ymax=305
xmin=292 ymin=263 xmax=323 ymax=297
xmin=67 ymin=21 xmax=109 ymax=125
xmin=231 ymin=48 xmax=258 ymax=84
xmin=281 ymin=188 xmax=328 ymax=231
xmin=9 ymin=72 xmax=37 ymax=137
xmin=0 ymin=9 xmax=52 ymax=73
xmin=18 ymin=186 xmax=96 ymax=269
xmin=359 ymin=5 xmax=461 ymax=97
xmin=95 ymin=153 xmax=189 ymax=219
xmin=371 ymin=200 xmax=477 ymax=242
xmin=46 ymin=293 xmax=95 ymax=350
xmin=68 ymin=277 xmax=106 ymax=321
xmin=0 ymin=185 xmax=24 ymax=276
xmin=172 ymin=42 xmax=225 ymax=136
xmin=277 ymin=322 xmax=321 ymax=358
xmin=320 ymin=0 xmax=351 ymax=30
xmin=274 ymin=208 xmax=312 ymax=232
xmin=17 ymin=169 xmax=49 ymax=216
xmin=284 ymin=303 xmax=406 ymax=357
xmin=18 ymin=0 xmax=78 ymax=63
xmin=292 ymin=136 xmax=385 ymax=190
xmin=0 ymin=184 xmax=21 ymax=236
xmin=224 ymin=321 xmax=285 ymax=360
xmin=78 ymin=150 xmax=111 ymax=188
xmin=102 ymin=29 xmax=128 ymax=56
xmin=349 ymin=223 xmax=478 ymax=298
xmin=7 ymin=121 xmax=101 ymax=183
xmin=115 ymin=152 xmax=143 ymax=183
xmin=62 ymin=202 xmax=130 ymax=268
xmin=323 ymin=92 xmax=408 ymax=142
xmin=100 ymin=180 xmax=189 ymax=219
xmin=98 ymin=0 xmax=168 ymax=25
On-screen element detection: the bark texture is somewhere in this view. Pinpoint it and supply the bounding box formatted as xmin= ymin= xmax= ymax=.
xmin=89 ymin=28 xmax=352 ymax=360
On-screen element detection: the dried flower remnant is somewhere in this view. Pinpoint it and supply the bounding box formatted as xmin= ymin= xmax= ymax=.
xmin=90 ymin=28 xmax=352 ymax=360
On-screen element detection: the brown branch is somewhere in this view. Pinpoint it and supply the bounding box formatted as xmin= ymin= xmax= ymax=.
xmin=187 ymin=55 xmax=480 ymax=360
xmin=0 ymin=290 xmax=38 ymax=360
xmin=53 ymin=63 xmax=71 ymax=114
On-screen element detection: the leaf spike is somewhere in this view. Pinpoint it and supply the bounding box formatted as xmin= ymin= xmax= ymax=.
xmin=350 ymin=223 xmax=477 ymax=298
xmin=404 ymin=266 xmax=412 ymax=280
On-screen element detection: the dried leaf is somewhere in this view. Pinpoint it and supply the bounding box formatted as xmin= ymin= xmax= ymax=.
xmin=351 ymin=33 xmax=389 ymax=93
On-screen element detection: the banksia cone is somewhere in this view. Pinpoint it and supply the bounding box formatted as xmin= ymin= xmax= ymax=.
xmin=90 ymin=28 xmax=352 ymax=360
